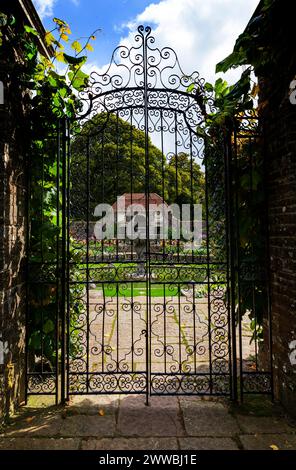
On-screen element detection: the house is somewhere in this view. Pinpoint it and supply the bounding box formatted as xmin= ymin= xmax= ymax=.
xmin=112 ymin=193 xmax=178 ymax=240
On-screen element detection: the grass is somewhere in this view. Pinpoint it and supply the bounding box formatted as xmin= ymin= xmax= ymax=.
xmin=74 ymin=261 xmax=222 ymax=297
xmin=98 ymin=282 xmax=180 ymax=297
xmin=73 ymin=261 xmax=224 ymax=298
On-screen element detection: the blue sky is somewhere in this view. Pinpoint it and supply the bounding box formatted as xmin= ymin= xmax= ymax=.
xmin=34 ymin=1 xmax=157 ymax=66
xmin=33 ymin=0 xmax=259 ymax=83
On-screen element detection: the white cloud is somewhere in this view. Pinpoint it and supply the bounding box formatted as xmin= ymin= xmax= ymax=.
xmin=33 ymin=0 xmax=57 ymax=19
xmin=77 ymin=1 xmax=259 ymax=153
xmin=120 ymin=0 xmax=259 ymax=84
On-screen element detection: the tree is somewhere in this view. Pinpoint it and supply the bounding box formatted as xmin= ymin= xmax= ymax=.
xmin=70 ymin=113 xmax=205 ymax=219
xmin=166 ymin=152 xmax=205 ymax=206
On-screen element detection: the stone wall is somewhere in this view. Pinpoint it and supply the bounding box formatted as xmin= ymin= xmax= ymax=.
xmin=0 ymin=0 xmax=51 ymax=427
xmin=0 ymin=48 xmax=28 ymax=428
xmin=0 ymin=1 xmax=52 ymax=427
xmin=257 ymin=2 xmax=296 ymax=415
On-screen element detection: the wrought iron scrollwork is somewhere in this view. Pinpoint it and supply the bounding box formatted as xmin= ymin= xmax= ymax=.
xmin=27 ymin=24 xmax=273 ymax=402
xmin=78 ymin=25 xmax=213 ymax=137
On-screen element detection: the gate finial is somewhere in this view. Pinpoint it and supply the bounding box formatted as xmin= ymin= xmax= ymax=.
xmin=137 ymin=25 xmax=152 ymax=37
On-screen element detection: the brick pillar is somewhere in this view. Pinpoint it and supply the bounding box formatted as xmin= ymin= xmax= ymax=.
xmin=0 ymin=72 xmax=27 ymax=428
xmin=258 ymin=24 xmax=296 ymax=415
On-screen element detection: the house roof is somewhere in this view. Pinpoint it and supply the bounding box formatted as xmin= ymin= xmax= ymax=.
xmin=112 ymin=193 xmax=166 ymax=210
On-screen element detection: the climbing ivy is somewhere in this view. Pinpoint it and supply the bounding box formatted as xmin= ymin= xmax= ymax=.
xmin=216 ymin=0 xmax=275 ymax=77
xmin=0 ymin=13 xmax=99 ymax=367
xmin=186 ymin=2 xmax=275 ymax=339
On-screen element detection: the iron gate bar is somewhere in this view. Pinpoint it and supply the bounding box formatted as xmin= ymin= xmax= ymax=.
xmin=55 ymin=120 xmax=60 ymax=405
xmin=222 ymin=133 xmax=234 ymax=401
xmin=86 ymin=136 xmax=90 ymax=395
xmin=142 ymin=27 xmax=150 ymax=405
xmin=233 ymin=127 xmax=244 ymax=402
xmin=204 ymin=144 xmax=213 ymax=395
xmin=66 ymin=117 xmax=71 ymax=403
xmin=235 ymin=113 xmax=273 ymax=397
xmin=225 ymin=130 xmax=238 ymax=402
xmin=61 ymin=118 xmax=67 ymax=404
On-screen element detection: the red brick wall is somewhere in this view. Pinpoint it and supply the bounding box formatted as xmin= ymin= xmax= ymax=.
xmin=0 ymin=6 xmax=29 ymax=428
xmin=258 ymin=5 xmax=296 ymax=415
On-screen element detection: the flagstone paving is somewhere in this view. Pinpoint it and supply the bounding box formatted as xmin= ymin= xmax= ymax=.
xmin=67 ymin=291 xmax=256 ymax=394
xmin=0 ymin=395 xmax=295 ymax=450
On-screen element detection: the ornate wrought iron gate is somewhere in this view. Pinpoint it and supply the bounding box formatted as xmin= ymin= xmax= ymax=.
xmin=26 ymin=26 xmax=273 ymax=403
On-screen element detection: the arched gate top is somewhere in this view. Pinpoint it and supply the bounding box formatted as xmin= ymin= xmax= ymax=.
xmin=78 ymin=25 xmax=212 ymax=132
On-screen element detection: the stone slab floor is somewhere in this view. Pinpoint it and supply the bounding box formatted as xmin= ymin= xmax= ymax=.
xmin=0 ymin=395 xmax=296 ymax=450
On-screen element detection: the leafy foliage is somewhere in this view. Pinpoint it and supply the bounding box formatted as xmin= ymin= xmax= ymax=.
xmin=216 ymin=0 xmax=275 ymax=76
xmin=188 ymin=5 xmax=272 ymax=337
xmin=70 ymin=113 xmax=205 ymax=219
xmin=0 ymin=14 xmax=99 ymax=367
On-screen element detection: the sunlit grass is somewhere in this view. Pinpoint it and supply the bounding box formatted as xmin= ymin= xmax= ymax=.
xmin=98 ymin=282 xmax=179 ymax=297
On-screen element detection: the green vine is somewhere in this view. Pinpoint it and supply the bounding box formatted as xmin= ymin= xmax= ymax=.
xmin=185 ymin=1 xmax=274 ymax=340
xmin=0 ymin=13 xmax=99 ymax=368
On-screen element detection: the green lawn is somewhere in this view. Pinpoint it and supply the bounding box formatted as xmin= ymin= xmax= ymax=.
xmin=99 ymin=282 xmax=180 ymax=297
xmin=75 ymin=262 xmax=222 ymax=297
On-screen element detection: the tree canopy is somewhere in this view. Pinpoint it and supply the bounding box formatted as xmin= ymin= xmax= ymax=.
xmin=70 ymin=112 xmax=205 ymax=219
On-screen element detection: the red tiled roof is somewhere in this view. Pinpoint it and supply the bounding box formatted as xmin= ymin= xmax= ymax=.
xmin=112 ymin=193 xmax=166 ymax=210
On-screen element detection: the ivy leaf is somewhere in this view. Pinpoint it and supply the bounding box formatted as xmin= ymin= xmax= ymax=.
xmin=24 ymin=25 xmax=38 ymax=36
xmin=24 ymin=42 xmax=38 ymax=61
xmin=62 ymin=26 xmax=72 ymax=35
xmin=48 ymin=162 xmax=58 ymax=177
xmin=58 ymin=87 xmax=68 ymax=98
xmin=0 ymin=13 xmax=8 ymax=27
xmin=9 ymin=15 xmax=16 ymax=26
xmin=71 ymin=40 xmax=83 ymax=53
xmin=63 ymin=53 xmax=87 ymax=66
xmin=48 ymin=75 xmax=58 ymax=87
xmin=226 ymin=69 xmax=251 ymax=101
xmin=29 ymin=331 xmax=41 ymax=349
xmin=53 ymin=17 xmax=67 ymax=27
xmin=61 ymin=33 xmax=69 ymax=42
xmin=204 ymin=82 xmax=214 ymax=92
xmin=55 ymin=51 xmax=65 ymax=63
xmin=69 ymin=69 xmax=89 ymax=91
xmin=43 ymin=319 xmax=55 ymax=334
xmin=45 ymin=31 xmax=56 ymax=47
xmin=187 ymin=83 xmax=195 ymax=93
xmin=214 ymin=78 xmax=229 ymax=96
xmin=216 ymin=50 xmax=247 ymax=73
xmin=86 ymin=43 xmax=94 ymax=52
xmin=53 ymin=93 xmax=62 ymax=108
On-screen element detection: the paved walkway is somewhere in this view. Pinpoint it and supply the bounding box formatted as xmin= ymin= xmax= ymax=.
xmin=1 ymin=395 xmax=296 ymax=450
xmin=63 ymin=290 xmax=255 ymax=396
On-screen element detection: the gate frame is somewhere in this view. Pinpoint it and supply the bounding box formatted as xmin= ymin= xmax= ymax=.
xmin=25 ymin=25 xmax=273 ymax=404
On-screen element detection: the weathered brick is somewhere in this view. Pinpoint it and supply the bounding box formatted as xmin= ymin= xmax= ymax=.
xmin=255 ymin=1 xmax=296 ymax=417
